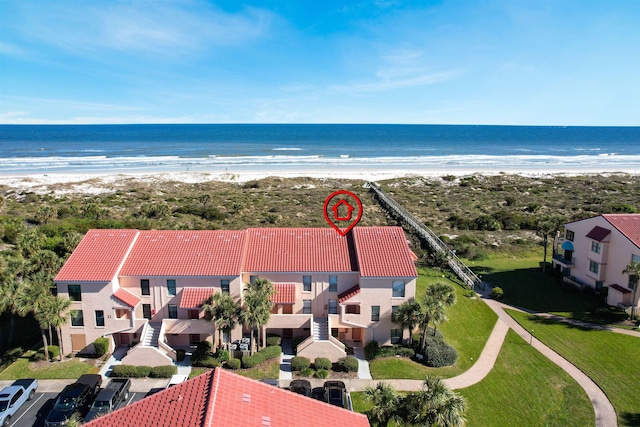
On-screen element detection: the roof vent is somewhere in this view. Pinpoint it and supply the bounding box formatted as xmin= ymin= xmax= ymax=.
xmin=262 ymin=416 xmax=271 ymax=426
xmin=242 ymin=393 xmax=251 ymax=403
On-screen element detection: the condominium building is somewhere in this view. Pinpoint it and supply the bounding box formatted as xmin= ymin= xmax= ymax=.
xmin=54 ymin=226 xmax=418 ymax=362
xmin=552 ymin=214 xmax=640 ymax=311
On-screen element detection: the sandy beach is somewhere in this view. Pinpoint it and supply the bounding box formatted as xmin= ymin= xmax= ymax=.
xmin=1 ymin=164 xmax=639 ymax=196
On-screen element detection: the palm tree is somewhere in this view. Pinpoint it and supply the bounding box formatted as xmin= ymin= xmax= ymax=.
xmin=203 ymin=292 xmax=241 ymax=349
xmin=402 ymin=376 xmax=467 ymax=427
xmin=536 ymin=215 xmax=564 ymax=273
xmin=419 ymin=282 xmax=457 ymax=352
xmin=393 ymin=298 xmax=421 ymax=346
xmin=622 ymin=260 xmax=640 ymax=319
xmin=15 ymin=272 xmax=54 ymax=361
xmin=43 ymin=296 xmax=71 ymax=361
xmin=363 ymin=382 xmax=400 ymax=427
xmin=240 ymin=277 xmax=274 ymax=354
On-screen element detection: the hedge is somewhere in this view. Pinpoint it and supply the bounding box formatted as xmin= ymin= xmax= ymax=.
xmin=315 ymin=369 xmax=329 ymax=379
xmin=241 ymin=345 xmax=282 ymax=369
xmin=314 ymin=357 xmax=331 ymax=371
xmin=337 ymin=356 xmax=358 ymax=373
xmin=225 ymin=359 xmax=241 ymax=370
xmin=364 ymin=341 xmax=415 ymax=360
xmin=193 ymin=356 xmax=220 ymax=368
xmin=149 ymin=365 xmax=177 ymax=378
xmin=215 ymin=349 xmax=230 ymax=362
xmin=266 ymin=336 xmax=282 ymax=346
xmin=424 ymin=338 xmax=458 ymax=368
xmin=290 ymin=356 xmax=311 ymax=372
xmin=94 ymin=338 xmax=109 ymax=357
xmin=111 ymin=365 xmax=152 ymax=378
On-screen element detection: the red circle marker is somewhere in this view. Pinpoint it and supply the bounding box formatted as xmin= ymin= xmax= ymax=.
xmin=323 ymin=190 xmax=363 ymax=236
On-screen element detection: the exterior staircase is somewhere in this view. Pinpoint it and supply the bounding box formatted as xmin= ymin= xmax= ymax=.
xmin=313 ymin=317 xmax=329 ymax=341
xmin=143 ymin=322 xmax=162 ymax=347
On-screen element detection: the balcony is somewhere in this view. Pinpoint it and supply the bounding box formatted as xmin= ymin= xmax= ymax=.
xmin=266 ymin=314 xmax=312 ymax=329
xmin=552 ymin=254 xmax=575 ymax=267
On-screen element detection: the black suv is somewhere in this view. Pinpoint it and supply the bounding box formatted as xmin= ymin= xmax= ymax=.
xmin=323 ymin=381 xmax=352 ymax=410
xmin=45 ymin=374 xmax=102 ymax=427
xmin=289 ymin=380 xmax=312 ymax=397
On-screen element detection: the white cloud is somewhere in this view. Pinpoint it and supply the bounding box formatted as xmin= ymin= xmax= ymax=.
xmin=10 ymin=1 xmax=276 ymax=58
xmin=330 ymin=68 xmax=460 ymax=93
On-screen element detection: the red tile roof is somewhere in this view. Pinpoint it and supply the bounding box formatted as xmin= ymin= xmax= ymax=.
xmin=84 ymin=368 xmax=370 ymax=427
xmin=180 ymin=288 xmax=216 ymax=309
xmin=338 ymin=284 xmax=361 ymax=303
xmin=244 ymin=228 xmax=356 ymax=273
xmin=603 ymin=214 xmax=640 ymax=248
xmin=609 ymin=284 xmax=632 ymax=294
xmin=585 ymin=226 xmax=611 ymax=242
xmin=353 ymin=227 xmax=418 ymax=277
xmin=54 ymin=229 xmax=138 ymax=282
xmin=120 ymin=230 xmax=246 ymax=276
xmin=113 ymin=288 xmax=141 ymax=308
xmin=271 ymin=283 xmax=296 ymax=304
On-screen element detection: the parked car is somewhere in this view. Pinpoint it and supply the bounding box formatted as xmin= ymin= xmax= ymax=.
xmin=323 ymin=381 xmax=353 ymax=410
xmin=84 ymin=378 xmax=131 ymax=422
xmin=45 ymin=374 xmax=102 ymax=427
xmin=0 ymin=379 xmax=38 ymax=427
xmin=165 ymin=374 xmax=188 ymax=388
xmin=289 ymin=380 xmax=311 ymax=397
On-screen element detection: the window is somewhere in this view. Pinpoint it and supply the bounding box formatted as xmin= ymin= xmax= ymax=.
xmin=168 ymin=304 xmax=178 ymax=319
xmin=329 ymin=275 xmax=338 ymax=292
xmin=595 ymin=281 xmax=604 ymax=291
xmin=189 ymin=310 xmax=199 ymax=319
xmin=328 ymin=299 xmax=337 ymax=314
xmin=68 ymin=284 xmax=82 ymax=301
xmin=142 ymin=304 xmax=152 ymax=319
xmin=331 ymin=328 xmax=339 ymax=338
xmin=565 ymin=230 xmax=574 ymax=241
xmin=95 ymin=310 xmax=105 ymax=327
xmin=10 ymin=389 xmax=23 ymax=406
xmin=371 ymin=306 xmax=380 ymax=322
xmin=303 ymin=275 xmax=312 ymax=292
xmin=221 ymin=279 xmax=230 ymax=294
xmin=250 ymin=275 xmax=258 ymax=285
xmin=589 ymin=260 xmax=599 ymax=274
xmin=392 ymin=305 xmax=399 ymax=320
xmin=629 ymin=275 xmax=638 ymax=290
xmin=392 ymin=281 xmax=405 ymax=298
xmin=346 ymin=305 xmax=360 ymax=314
xmin=390 ymin=329 xmax=402 ymax=344
xmin=70 ymin=310 xmax=84 ymax=326
xmin=167 ymin=280 xmax=176 ymax=296
xmin=591 ymin=241 xmax=601 ymax=254
xmin=303 ymin=300 xmax=312 ymax=314
xmin=140 ymin=279 xmax=150 ymax=296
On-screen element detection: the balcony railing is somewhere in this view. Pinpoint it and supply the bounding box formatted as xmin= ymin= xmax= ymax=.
xmin=552 ymin=254 xmax=575 ymax=266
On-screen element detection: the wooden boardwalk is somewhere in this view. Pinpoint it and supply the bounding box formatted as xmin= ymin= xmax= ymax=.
xmin=367 ymin=182 xmax=485 ymax=290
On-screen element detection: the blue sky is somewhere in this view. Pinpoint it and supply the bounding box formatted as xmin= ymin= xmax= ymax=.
xmin=1 ymin=0 xmax=638 ymax=125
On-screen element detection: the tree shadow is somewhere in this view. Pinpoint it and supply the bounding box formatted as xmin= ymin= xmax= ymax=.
xmin=621 ymin=412 xmax=640 ymax=427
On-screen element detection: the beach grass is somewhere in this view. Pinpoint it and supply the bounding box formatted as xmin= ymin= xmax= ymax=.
xmin=507 ymin=309 xmax=640 ymax=427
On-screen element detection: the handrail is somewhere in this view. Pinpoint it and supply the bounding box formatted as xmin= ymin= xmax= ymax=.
xmin=368 ymin=182 xmax=484 ymax=290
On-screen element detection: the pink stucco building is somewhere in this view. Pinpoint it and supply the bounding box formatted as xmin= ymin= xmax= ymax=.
xmin=552 ymin=214 xmax=640 ymax=313
xmin=54 ymin=226 xmax=418 ymax=362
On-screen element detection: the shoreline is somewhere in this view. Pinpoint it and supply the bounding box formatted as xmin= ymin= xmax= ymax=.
xmin=1 ymin=166 xmax=639 ymax=195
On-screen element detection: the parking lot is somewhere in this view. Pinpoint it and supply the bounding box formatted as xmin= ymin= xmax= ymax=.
xmin=7 ymin=391 xmax=147 ymax=427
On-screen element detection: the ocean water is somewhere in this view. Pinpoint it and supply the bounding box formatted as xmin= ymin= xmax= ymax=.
xmin=0 ymin=124 xmax=638 ymax=175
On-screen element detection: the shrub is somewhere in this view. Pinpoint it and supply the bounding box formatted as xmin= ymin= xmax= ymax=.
xmin=94 ymin=337 xmax=109 ymax=357
xmin=225 ymin=358 xmax=241 ymax=370
xmin=291 ymin=356 xmax=311 ymax=372
xmin=176 ymin=349 xmax=186 ymax=362
xmin=149 ymin=365 xmax=177 ymax=378
xmin=315 ymin=369 xmax=329 ymax=379
xmin=337 ymin=356 xmax=359 ymax=373
xmin=396 ymin=347 xmax=415 ymax=358
xmin=111 ymin=365 xmax=152 ymax=378
xmin=314 ymin=357 xmax=331 ymax=371
xmin=266 ymin=336 xmax=282 ymax=347
xmin=215 ymin=349 xmax=230 ymax=362
xmin=299 ymin=368 xmax=314 ymax=378
xmin=364 ymin=340 xmax=380 ymax=360
xmin=47 ymin=345 xmax=60 ymax=360
xmin=194 ymin=356 xmax=220 ymax=368
xmin=424 ymin=340 xmax=458 ymax=368
xmin=377 ymin=346 xmax=397 ymax=358
xmin=491 ymin=287 xmax=504 ymax=300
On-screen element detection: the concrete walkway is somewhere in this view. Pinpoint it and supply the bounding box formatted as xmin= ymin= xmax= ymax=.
xmin=353 ymin=346 xmax=372 ymax=380
xmin=279 ymin=339 xmax=294 ymax=380
xmin=98 ymin=344 xmax=129 ymax=379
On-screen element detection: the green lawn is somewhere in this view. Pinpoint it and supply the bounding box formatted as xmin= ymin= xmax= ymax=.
xmin=370 ymin=268 xmax=497 ymax=379
xmin=507 ymin=309 xmax=640 ymax=427
xmin=458 ymin=330 xmax=594 ymax=427
xmin=234 ymin=358 xmax=281 ymax=380
xmin=471 ymin=256 xmax=601 ymax=319
xmin=0 ymin=351 xmax=98 ymax=379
